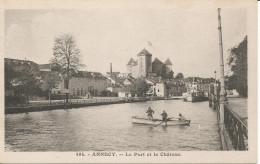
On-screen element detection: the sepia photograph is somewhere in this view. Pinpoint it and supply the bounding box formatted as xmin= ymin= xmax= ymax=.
xmin=0 ymin=0 xmax=257 ymax=163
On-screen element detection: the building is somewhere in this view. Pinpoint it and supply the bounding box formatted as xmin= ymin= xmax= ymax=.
xmin=126 ymin=49 xmax=173 ymax=78
xmin=68 ymin=71 xmax=108 ymax=96
xmin=184 ymin=77 xmax=215 ymax=95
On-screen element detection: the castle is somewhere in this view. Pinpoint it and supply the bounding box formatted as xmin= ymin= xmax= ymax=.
xmin=126 ymin=49 xmax=173 ymax=78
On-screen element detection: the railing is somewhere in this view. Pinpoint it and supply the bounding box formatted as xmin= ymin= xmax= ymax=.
xmin=208 ymin=84 xmax=248 ymax=151
xmin=224 ymin=104 xmax=248 ymax=150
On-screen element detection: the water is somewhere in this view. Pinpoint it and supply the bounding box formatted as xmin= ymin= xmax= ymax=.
xmin=5 ymin=100 xmax=221 ymax=151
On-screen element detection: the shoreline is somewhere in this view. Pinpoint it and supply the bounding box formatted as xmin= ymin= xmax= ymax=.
xmin=6 ymin=97 xmax=182 ymax=114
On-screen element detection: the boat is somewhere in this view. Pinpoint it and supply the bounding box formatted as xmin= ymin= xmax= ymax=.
xmin=132 ymin=116 xmax=191 ymax=126
xmin=183 ymin=91 xmax=207 ymax=102
xmin=182 ymin=78 xmax=208 ymax=102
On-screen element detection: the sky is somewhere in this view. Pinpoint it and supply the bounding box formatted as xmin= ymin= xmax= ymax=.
xmin=5 ymin=8 xmax=247 ymax=78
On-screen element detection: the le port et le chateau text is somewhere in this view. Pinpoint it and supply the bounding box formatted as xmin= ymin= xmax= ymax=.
xmin=76 ymin=152 xmax=181 ymax=157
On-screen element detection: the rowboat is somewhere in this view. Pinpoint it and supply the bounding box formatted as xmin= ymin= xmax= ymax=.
xmin=132 ymin=116 xmax=191 ymax=126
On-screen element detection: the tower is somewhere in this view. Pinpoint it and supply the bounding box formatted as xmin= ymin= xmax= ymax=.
xmin=164 ymin=58 xmax=173 ymax=74
xmin=137 ymin=48 xmax=152 ymax=78
xmin=126 ymin=58 xmax=135 ymax=75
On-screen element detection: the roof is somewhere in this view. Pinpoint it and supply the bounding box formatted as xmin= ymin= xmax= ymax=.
xmin=165 ymin=58 xmax=173 ymax=65
xmin=152 ymin=58 xmax=163 ymax=64
xmin=73 ymin=71 xmax=106 ymax=79
xmin=106 ymin=72 xmax=120 ymax=77
xmin=146 ymin=77 xmax=161 ymax=84
xmin=137 ymin=48 xmax=152 ymax=56
xmin=127 ymin=58 xmax=135 ymax=65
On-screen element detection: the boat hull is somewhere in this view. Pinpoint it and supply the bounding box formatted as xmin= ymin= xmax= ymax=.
xmin=132 ymin=116 xmax=191 ymax=126
xmin=184 ymin=93 xmax=208 ymax=102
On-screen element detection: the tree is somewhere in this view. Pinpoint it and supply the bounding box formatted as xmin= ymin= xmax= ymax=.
xmin=165 ymin=71 xmax=174 ymax=79
xmin=51 ymin=34 xmax=82 ymax=103
xmin=175 ymin=73 xmax=184 ymax=80
xmin=5 ymin=62 xmax=17 ymax=90
xmin=227 ymin=36 xmax=247 ymax=97
xmin=5 ymin=60 xmax=43 ymax=104
xmin=130 ymin=78 xmax=149 ymax=97
xmin=42 ymin=72 xmax=61 ymax=103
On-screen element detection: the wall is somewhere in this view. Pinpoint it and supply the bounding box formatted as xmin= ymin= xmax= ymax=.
xmin=155 ymin=83 xmax=166 ymax=97
xmin=165 ymin=64 xmax=172 ymax=74
xmin=152 ymin=62 xmax=163 ymax=75
xmin=69 ymin=77 xmax=107 ymax=96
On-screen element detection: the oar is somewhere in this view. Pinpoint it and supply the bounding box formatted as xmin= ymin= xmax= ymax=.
xmin=154 ymin=121 xmax=164 ymax=127
xmin=154 ymin=117 xmax=174 ymax=127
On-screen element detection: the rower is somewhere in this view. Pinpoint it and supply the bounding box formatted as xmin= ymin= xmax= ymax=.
xmin=178 ymin=113 xmax=186 ymax=121
xmin=161 ymin=110 xmax=168 ymax=126
xmin=146 ymin=107 xmax=154 ymax=120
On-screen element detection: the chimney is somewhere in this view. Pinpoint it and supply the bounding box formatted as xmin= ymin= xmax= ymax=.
xmin=110 ymin=63 xmax=112 ymax=77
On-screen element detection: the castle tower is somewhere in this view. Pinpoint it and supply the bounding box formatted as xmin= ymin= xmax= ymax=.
xmin=164 ymin=58 xmax=173 ymax=74
xmin=137 ymin=49 xmax=152 ymax=78
xmin=152 ymin=57 xmax=163 ymax=76
xmin=126 ymin=58 xmax=135 ymax=75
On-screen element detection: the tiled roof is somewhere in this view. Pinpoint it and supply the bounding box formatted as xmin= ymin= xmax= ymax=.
xmin=165 ymin=58 xmax=173 ymax=65
xmin=137 ymin=48 xmax=152 ymax=56
xmin=152 ymin=57 xmax=163 ymax=64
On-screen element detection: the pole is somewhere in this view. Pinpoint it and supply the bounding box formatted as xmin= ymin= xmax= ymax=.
xmin=217 ymin=8 xmax=226 ymax=126
xmin=214 ymin=71 xmax=217 ymax=83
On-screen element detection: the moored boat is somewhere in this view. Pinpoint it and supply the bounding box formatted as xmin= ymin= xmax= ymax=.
xmin=132 ymin=116 xmax=191 ymax=126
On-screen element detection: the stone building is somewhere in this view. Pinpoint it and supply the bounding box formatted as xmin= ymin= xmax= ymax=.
xmin=126 ymin=49 xmax=173 ymax=78
xmin=68 ymin=71 xmax=107 ymax=96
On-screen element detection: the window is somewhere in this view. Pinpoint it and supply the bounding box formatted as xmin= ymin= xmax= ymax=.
xmin=158 ymin=89 xmax=160 ymax=92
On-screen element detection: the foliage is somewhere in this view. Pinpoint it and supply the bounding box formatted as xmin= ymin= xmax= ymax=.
xmin=175 ymin=73 xmax=184 ymax=80
xmin=227 ymin=36 xmax=247 ymax=97
xmin=165 ymin=71 xmax=174 ymax=79
xmin=42 ymin=72 xmax=61 ymax=91
xmin=130 ymin=78 xmax=149 ymax=97
xmin=50 ymin=34 xmax=82 ymax=90
xmin=5 ymin=61 xmax=42 ymax=100
xmin=101 ymin=90 xmax=118 ymax=97
xmin=5 ymin=62 xmax=17 ymax=90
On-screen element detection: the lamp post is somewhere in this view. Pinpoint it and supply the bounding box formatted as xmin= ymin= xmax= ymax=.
xmin=217 ymin=8 xmax=227 ymax=127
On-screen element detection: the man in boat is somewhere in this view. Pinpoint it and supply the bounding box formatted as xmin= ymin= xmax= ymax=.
xmin=178 ymin=113 xmax=186 ymax=121
xmin=161 ymin=110 xmax=168 ymax=126
xmin=146 ymin=107 xmax=154 ymax=120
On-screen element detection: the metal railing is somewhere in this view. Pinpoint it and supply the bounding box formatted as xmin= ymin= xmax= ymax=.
xmin=224 ymin=104 xmax=248 ymax=150
xmin=209 ymin=84 xmax=248 ymax=150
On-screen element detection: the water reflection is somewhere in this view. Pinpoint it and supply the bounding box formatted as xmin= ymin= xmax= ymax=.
xmin=5 ymin=100 xmax=221 ymax=151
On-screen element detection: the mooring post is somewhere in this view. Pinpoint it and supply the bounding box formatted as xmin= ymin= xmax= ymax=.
xmin=217 ymin=8 xmax=227 ymax=131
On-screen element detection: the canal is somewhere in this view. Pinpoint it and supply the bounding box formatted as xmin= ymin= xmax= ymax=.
xmin=5 ymin=100 xmax=221 ymax=151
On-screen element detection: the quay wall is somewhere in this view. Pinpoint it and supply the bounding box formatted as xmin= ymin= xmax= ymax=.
xmin=5 ymin=98 xmax=150 ymax=114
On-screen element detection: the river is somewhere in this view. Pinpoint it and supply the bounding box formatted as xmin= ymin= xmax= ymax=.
xmin=5 ymin=100 xmax=221 ymax=151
